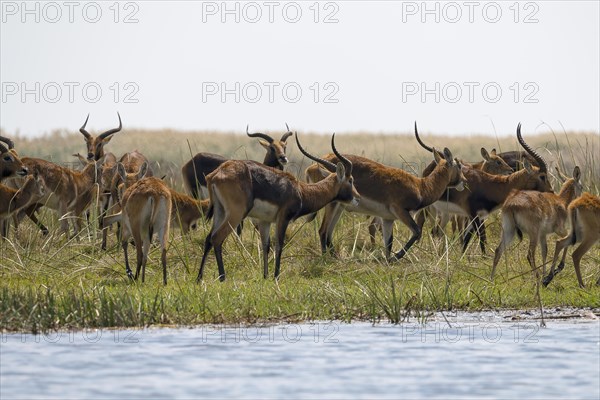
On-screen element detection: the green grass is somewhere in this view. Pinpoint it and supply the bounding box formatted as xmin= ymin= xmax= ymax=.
xmin=1 ymin=209 xmax=598 ymax=333
xmin=1 ymin=129 xmax=599 ymax=332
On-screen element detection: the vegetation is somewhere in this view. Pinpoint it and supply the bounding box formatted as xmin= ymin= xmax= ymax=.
xmin=1 ymin=128 xmax=599 ymax=332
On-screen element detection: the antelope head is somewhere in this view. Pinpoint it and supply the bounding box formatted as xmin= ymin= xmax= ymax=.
xmin=0 ymin=135 xmax=28 ymax=179
xmin=433 ymin=147 xmax=467 ymax=192
xmin=79 ymin=112 xmax=122 ymax=161
xmin=295 ymin=132 xmax=360 ymax=206
xmin=247 ymin=123 xmax=293 ymax=169
xmin=481 ymin=148 xmax=514 ymax=175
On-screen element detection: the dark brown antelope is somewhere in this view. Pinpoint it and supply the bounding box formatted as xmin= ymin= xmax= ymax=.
xmin=181 ymin=124 xmax=293 ymax=200
xmin=543 ymin=192 xmax=600 ymax=288
xmin=491 ymin=166 xmax=582 ymax=281
xmin=305 ymin=124 xmax=466 ymax=261
xmin=197 ymin=133 xmax=359 ymax=282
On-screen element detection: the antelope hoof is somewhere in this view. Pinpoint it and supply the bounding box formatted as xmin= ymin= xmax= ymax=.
xmin=126 ymin=271 xmax=134 ymax=280
xmin=218 ymin=275 xmax=226 ymax=282
xmin=541 ymin=274 xmax=554 ymax=287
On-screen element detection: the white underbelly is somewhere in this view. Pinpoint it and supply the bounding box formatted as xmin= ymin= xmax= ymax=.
xmin=432 ymin=201 xmax=469 ymax=217
xmin=343 ymin=196 xmax=395 ymax=220
xmin=248 ymin=199 xmax=279 ymax=222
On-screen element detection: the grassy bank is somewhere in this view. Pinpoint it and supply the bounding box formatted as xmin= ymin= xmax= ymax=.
xmin=1 ymin=129 xmax=599 ymax=332
xmin=1 ymin=210 xmax=599 ymax=333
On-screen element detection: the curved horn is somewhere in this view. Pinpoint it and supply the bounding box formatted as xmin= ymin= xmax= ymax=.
xmin=414 ymin=121 xmax=434 ymax=153
xmin=281 ymin=123 xmax=293 ymax=142
xmin=0 ymin=142 xmax=8 ymax=153
xmin=79 ymin=114 xmax=91 ymax=138
xmin=516 ymin=123 xmax=547 ymax=173
xmin=98 ymin=112 xmax=122 ymax=140
xmin=295 ymin=133 xmax=337 ymax=172
xmin=246 ymin=125 xmax=274 ymax=143
xmin=330 ymin=133 xmax=352 ymax=176
xmin=0 ymin=135 xmax=15 ymax=150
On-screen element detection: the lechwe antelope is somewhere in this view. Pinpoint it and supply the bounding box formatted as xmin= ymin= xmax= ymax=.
xmin=416 ymin=123 xmax=553 ymax=254
xmin=105 ymin=177 xmax=172 ymax=284
xmin=491 ymin=166 xmax=582 ymax=281
xmin=370 ymin=133 xmax=514 ymax=244
xmin=79 ymin=113 xmax=122 ymax=161
xmin=0 ymin=136 xmax=28 ymax=181
xmin=181 ymin=124 xmax=293 ymax=200
xmin=12 ymin=157 xmax=104 ymax=237
xmin=0 ymin=172 xmax=45 ymax=219
xmin=305 ymin=125 xmax=466 ymax=261
xmin=542 ymin=192 xmax=600 ymax=288
xmin=197 ymin=133 xmax=359 ymax=282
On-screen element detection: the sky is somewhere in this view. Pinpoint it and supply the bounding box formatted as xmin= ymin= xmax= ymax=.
xmin=1 ymin=0 xmax=599 ymax=137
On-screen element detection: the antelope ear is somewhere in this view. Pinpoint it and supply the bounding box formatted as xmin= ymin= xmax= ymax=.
xmin=523 ymin=159 xmax=533 ymax=173
xmin=480 ymin=148 xmax=491 ymax=161
xmin=102 ymin=135 xmax=114 ymax=144
xmin=443 ymin=148 xmax=453 ymax=164
xmin=117 ymin=163 xmax=127 ymax=182
xmin=573 ymin=166 xmax=581 ymax=182
xmin=258 ymin=139 xmax=270 ymax=149
xmin=335 ymin=162 xmax=346 ymax=183
xmin=491 ymin=148 xmax=497 ymax=156
xmin=138 ymin=162 xmax=149 ymax=180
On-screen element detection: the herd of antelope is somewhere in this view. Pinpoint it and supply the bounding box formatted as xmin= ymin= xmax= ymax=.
xmin=1 ymin=116 xmax=598 ymax=288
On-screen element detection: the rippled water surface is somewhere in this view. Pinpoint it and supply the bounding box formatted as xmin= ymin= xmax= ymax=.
xmin=1 ymin=318 xmax=599 ymax=399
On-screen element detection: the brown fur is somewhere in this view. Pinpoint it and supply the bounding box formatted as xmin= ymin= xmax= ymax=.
xmin=305 ymin=148 xmax=466 ymax=260
xmin=117 ymin=177 xmax=172 ymax=284
xmin=0 ymin=172 xmax=45 ymax=218
xmin=0 ymin=136 xmax=28 ymax=181
xmin=544 ymin=192 xmax=600 ymax=288
xmin=491 ymin=166 xmax=583 ymax=281
xmin=9 ymin=157 xmax=104 ymax=237
xmin=198 ymin=134 xmax=358 ymax=281
xmin=181 ymin=126 xmax=293 ymax=199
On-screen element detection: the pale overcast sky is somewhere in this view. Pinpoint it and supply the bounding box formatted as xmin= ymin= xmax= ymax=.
xmin=1 ymin=1 xmax=599 ymax=137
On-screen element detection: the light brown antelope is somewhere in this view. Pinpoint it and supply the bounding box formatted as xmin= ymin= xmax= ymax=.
xmin=106 ymin=177 xmax=172 ymax=283
xmin=12 ymin=157 xmax=104 ymax=237
xmin=543 ymin=192 xmax=600 ymax=288
xmin=101 ymin=159 xmax=150 ymax=249
xmin=416 ymin=123 xmax=553 ymax=253
xmin=181 ymin=124 xmax=293 ymax=200
xmin=0 ymin=172 xmax=45 ymax=220
xmin=491 ymin=166 xmax=582 ymax=281
xmin=0 ymin=136 xmax=28 ymax=181
xmin=369 ymin=142 xmax=515 ymax=245
xmin=305 ymin=125 xmax=466 ymax=261
xmin=197 ymin=133 xmax=359 ymax=282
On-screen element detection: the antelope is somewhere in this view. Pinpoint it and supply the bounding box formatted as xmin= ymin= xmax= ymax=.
xmin=305 ymin=125 xmax=466 ymax=261
xmin=491 ymin=166 xmax=582 ymax=281
xmin=543 ymin=192 xmax=600 ymax=288
xmin=197 ymin=133 xmax=359 ymax=282
xmin=11 ymin=157 xmax=104 ymax=237
xmin=0 ymin=136 xmax=28 ymax=181
xmin=370 ymin=142 xmax=515 ymax=244
xmin=181 ymin=124 xmax=293 ymax=200
xmin=0 ymin=172 xmax=45 ymax=219
xmin=415 ymin=124 xmax=553 ymax=253
xmin=105 ymin=177 xmax=172 ymax=284
xmin=79 ymin=113 xmax=122 ymax=161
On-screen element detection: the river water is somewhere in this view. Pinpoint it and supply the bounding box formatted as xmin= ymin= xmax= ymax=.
xmin=1 ymin=316 xmax=599 ymax=399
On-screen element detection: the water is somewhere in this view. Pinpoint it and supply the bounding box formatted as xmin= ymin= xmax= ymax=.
xmin=1 ymin=317 xmax=599 ymax=399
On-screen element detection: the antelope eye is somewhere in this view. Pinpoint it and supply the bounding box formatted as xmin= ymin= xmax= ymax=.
xmin=3 ymin=156 xmax=11 ymax=161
